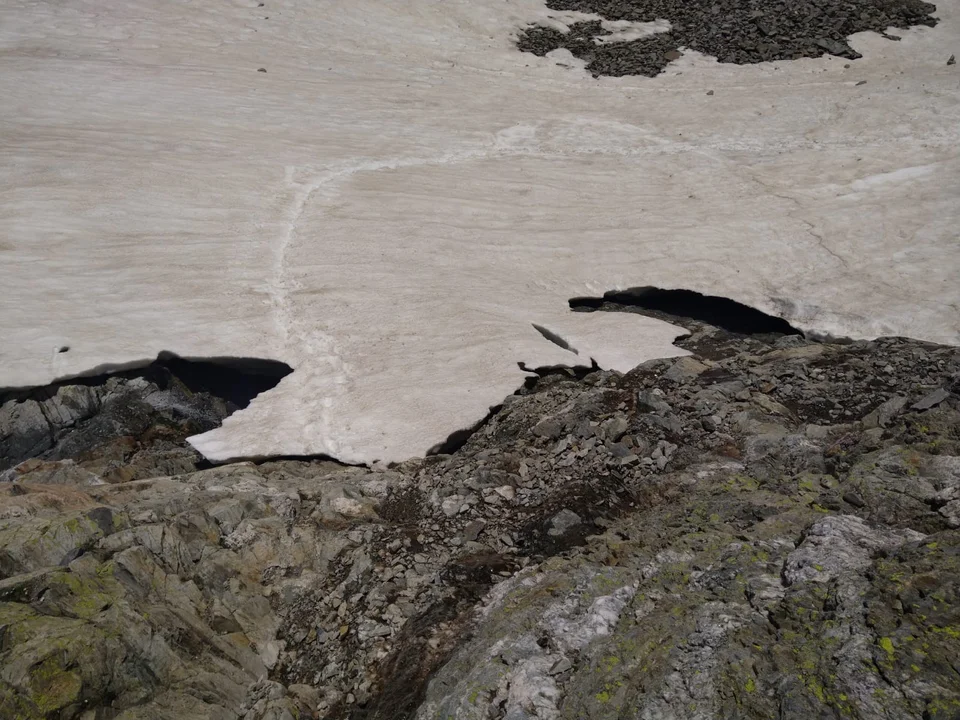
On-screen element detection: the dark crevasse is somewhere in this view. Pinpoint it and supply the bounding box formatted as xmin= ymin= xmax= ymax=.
xmin=570 ymin=286 xmax=802 ymax=336
xmin=1 ymin=352 xmax=293 ymax=408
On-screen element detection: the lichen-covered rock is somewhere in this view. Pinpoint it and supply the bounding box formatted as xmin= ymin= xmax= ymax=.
xmin=783 ymin=514 xmax=924 ymax=585
xmin=0 ymin=459 xmax=365 ymax=719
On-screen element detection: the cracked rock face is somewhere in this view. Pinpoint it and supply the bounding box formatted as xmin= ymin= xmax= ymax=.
xmin=1 ymin=317 xmax=960 ymax=719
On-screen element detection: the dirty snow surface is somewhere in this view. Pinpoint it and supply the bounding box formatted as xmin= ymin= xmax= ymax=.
xmin=1 ymin=0 xmax=958 ymax=464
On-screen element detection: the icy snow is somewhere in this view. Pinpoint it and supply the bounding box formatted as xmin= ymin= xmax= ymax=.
xmin=1 ymin=0 xmax=958 ymax=463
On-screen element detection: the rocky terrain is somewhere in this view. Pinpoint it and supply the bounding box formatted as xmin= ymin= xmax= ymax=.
xmin=2 ymin=309 xmax=959 ymax=720
xmin=518 ymin=0 xmax=939 ymax=76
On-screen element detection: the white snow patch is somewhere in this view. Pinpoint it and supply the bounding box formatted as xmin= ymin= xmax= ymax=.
xmin=0 ymin=0 xmax=958 ymax=463
xmin=595 ymin=19 xmax=672 ymax=44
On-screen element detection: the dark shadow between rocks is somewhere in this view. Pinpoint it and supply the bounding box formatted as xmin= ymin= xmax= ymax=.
xmin=518 ymin=361 xmax=601 ymax=389
xmin=570 ymin=286 xmax=802 ymax=336
xmin=206 ymin=452 xmax=360 ymax=470
xmin=0 ymin=353 xmax=295 ymax=473
xmin=427 ymin=409 xmax=504 ymax=456
xmin=153 ymin=353 xmax=293 ymax=409
xmin=0 ymin=352 xmax=293 ymax=408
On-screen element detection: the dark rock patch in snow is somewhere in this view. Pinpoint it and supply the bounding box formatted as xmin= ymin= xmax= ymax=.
xmin=518 ymin=0 xmax=938 ymax=76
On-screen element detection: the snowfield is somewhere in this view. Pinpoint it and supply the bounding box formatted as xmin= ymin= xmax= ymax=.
xmin=1 ymin=0 xmax=958 ymax=463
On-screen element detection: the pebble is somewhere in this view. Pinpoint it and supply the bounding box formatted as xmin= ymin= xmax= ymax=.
xmin=548 ymin=509 xmax=583 ymax=537
xmin=441 ymin=496 xmax=463 ymax=517
xmin=464 ymin=520 xmax=486 ymax=542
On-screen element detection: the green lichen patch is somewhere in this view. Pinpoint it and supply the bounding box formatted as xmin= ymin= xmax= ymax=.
xmin=0 ymin=680 xmax=43 ymax=720
xmin=43 ymin=568 xmax=119 ymax=620
xmin=28 ymin=655 xmax=83 ymax=713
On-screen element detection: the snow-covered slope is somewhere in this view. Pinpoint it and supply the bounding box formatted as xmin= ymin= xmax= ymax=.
xmin=1 ymin=0 xmax=958 ymax=463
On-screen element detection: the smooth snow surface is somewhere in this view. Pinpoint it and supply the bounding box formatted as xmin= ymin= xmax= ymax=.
xmin=1 ymin=1 xmax=958 ymax=463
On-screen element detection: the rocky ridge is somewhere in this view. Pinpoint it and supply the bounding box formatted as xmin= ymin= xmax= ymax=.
xmin=1 ymin=316 xmax=959 ymax=719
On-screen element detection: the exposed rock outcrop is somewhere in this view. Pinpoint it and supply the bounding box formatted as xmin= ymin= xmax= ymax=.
xmin=1 ymin=319 xmax=959 ymax=719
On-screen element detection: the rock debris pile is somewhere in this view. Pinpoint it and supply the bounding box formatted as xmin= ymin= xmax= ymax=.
xmin=518 ymin=0 xmax=939 ymax=76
